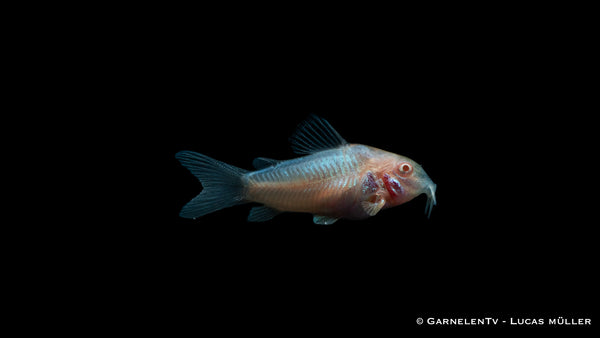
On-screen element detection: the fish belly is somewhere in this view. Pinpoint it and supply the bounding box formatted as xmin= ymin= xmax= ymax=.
xmin=244 ymin=148 xmax=364 ymax=216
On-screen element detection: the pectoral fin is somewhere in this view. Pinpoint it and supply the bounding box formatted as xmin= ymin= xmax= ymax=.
xmin=361 ymin=195 xmax=385 ymax=216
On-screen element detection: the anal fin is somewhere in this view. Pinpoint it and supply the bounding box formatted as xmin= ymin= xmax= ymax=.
xmin=313 ymin=215 xmax=340 ymax=225
xmin=248 ymin=206 xmax=281 ymax=222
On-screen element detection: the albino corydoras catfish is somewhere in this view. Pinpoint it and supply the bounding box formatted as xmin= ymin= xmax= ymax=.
xmin=176 ymin=115 xmax=437 ymax=224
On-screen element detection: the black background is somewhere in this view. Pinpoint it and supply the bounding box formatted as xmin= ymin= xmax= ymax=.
xmin=110 ymin=6 xmax=595 ymax=334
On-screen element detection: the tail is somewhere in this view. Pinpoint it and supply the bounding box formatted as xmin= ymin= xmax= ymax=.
xmin=176 ymin=151 xmax=249 ymax=219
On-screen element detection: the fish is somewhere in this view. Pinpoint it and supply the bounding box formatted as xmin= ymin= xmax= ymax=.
xmin=176 ymin=115 xmax=437 ymax=224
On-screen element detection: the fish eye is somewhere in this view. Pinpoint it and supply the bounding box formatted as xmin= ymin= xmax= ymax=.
xmin=398 ymin=163 xmax=413 ymax=176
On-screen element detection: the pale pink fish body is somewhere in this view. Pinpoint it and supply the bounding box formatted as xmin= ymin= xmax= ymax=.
xmin=176 ymin=115 xmax=436 ymax=224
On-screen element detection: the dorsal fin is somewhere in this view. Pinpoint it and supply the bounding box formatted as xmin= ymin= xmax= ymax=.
xmin=289 ymin=114 xmax=348 ymax=155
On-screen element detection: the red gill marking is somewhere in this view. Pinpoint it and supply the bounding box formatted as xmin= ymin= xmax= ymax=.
xmin=364 ymin=171 xmax=379 ymax=193
xmin=383 ymin=173 xmax=402 ymax=197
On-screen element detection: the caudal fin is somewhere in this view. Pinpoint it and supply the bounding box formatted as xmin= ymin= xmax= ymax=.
xmin=176 ymin=151 xmax=249 ymax=219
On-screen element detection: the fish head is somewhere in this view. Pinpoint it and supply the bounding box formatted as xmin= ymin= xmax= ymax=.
xmin=382 ymin=155 xmax=437 ymax=218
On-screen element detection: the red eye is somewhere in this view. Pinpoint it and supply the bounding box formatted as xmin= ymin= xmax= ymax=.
xmin=398 ymin=163 xmax=413 ymax=176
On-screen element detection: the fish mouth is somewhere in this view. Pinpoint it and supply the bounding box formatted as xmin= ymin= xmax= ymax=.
xmin=424 ymin=182 xmax=437 ymax=219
